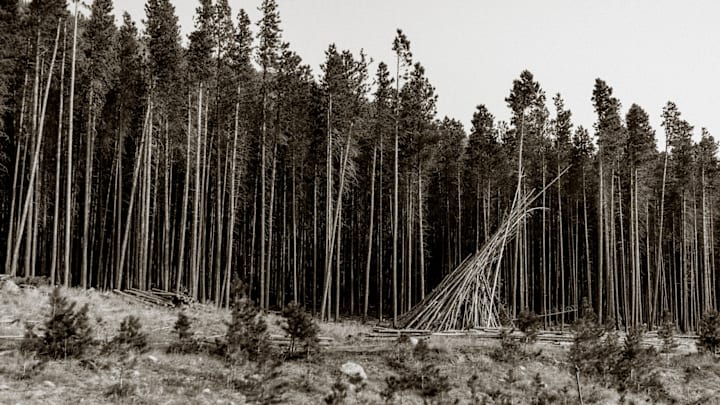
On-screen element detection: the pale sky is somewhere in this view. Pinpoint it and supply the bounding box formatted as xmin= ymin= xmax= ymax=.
xmin=113 ymin=0 xmax=720 ymax=147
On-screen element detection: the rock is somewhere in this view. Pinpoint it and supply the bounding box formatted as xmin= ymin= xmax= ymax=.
xmin=147 ymin=355 xmax=158 ymax=363
xmin=43 ymin=380 xmax=56 ymax=388
xmin=0 ymin=383 xmax=9 ymax=390
xmin=1 ymin=280 xmax=20 ymax=295
xmin=133 ymin=370 xmax=141 ymax=377
xmin=203 ymin=388 xmax=211 ymax=394
xmin=341 ymin=362 xmax=367 ymax=381
xmin=409 ymin=337 xmax=419 ymax=346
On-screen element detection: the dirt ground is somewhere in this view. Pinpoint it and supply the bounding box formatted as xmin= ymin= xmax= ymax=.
xmin=2 ymin=285 xmax=720 ymax=404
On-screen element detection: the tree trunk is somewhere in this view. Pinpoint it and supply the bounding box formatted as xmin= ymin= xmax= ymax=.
xmin=177 ymin=93 xmax=192 ymax=293
xmin=116 ymin=101 xmax=152 ymax=289
xmin=9 ymin=22 xmax=60 ymax=277
xmin=363 ymin=145 xmax=377 ymax=321
xmin=50 ymin=24 xmax=67 ymax=285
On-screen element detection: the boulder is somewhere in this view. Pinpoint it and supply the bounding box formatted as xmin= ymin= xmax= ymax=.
xmin=340 ymin=361 xmax=367 ymax=381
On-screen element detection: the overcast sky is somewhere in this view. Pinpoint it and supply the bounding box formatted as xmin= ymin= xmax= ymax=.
xmin=113 ymin=0 xmax=720 ymax=146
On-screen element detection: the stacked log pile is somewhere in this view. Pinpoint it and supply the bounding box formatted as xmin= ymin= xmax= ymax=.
xmin=398 ymin=188 xmax=540 ymax=331
xmin=113 ymin=288 xmax=194 ymax=307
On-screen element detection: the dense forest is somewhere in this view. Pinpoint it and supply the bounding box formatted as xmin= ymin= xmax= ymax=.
xmin=1 ymin=0 xmax=718 ymax=333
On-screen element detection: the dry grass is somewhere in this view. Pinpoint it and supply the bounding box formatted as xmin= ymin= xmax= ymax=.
xmin=2 ymin=286 xmax=720 ymax=404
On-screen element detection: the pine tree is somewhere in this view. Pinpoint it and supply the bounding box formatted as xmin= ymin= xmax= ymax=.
xmin=109 ymin=315 xmax=148 ymax=353
xmin=281 ymin=301 xmax=319 ymax=357
xmin=505 ymin=70 xmax=546 ymax=318
xmin=23 ymin=287 xmax=93 ymax=359
xmin=80 ymin=0 xmax=118 ymax=289
xmin=391 ymin=29 xmax=412 ymax=325
xmin=226 ymin=281 xmax=271 ymax=362
xmin=256 ymin=0 xmax=282 ymax=310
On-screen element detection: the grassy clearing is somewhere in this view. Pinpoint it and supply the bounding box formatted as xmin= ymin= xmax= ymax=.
xmin=1 ymin=286 xmax=720 ymax=404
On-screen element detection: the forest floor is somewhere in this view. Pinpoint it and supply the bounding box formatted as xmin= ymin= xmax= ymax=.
xmin=1 ymin=285 xmax=720 ymax=404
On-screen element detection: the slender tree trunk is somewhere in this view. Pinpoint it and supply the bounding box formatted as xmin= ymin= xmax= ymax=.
xmin=320 ymin=127 xmax=353 ymax=321
xmin=163 ymin=121 xmax=171 ymax=290
xmin=224 ymin=91 xmax=240 ymax=308
xmin=393 ymin=55 xmax=400 ymax=327
xmin=10 ymin=22 xmax=60 ymax=277
xmin=654 ymin=143 xmax=670 ymax=324
xmin=583 ymin=170 xmax=592 ymax=306
xmin=190 ymin=86 xmax=203 ymax=299
xmin=260 ymin=82 xmax=268 ymax=310
xmin=292 ymin=158 xmax=298 ymax=303
xmin=50 ymin=24 xmax=66 ymax=285
xmin=5 ymin=72 xmax=27 ymax=275
xmin=82 ymin=98 xmax=96 ymax=289
xmin=313 ymin=169 xmax=318 ymax=315
xmin=418 ymin=164 xmax=425 ymax=300
xmin=177 ymin=93 xmax=192 ymax=293
xmin=558 ymin=159 xmax=565 ymax=329
xmin=116 ymin=102 xmax=152 ymax=289
xmin=363 ymin=145 xmax=377 ymax=321
xmin=598 ymin=159 xmax=605 ymax=322
xmin=266 ymin=143 xmax=278 ymax=309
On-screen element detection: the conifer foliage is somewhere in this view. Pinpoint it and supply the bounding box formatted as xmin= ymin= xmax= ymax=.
xmin=225 ymin=280 xmax=272 ymax=363
xmin=4 ymin=0 xmax=720 ymax=340
xmin=107 ymin=315 xmax=148 ymax=353
xmin=21 ymin=288 xmax=93 ymax=359
xmin=281 ymin=301 xmax=319 ymax=357
xmin=698 ymin=310 xmax=720 ymax=355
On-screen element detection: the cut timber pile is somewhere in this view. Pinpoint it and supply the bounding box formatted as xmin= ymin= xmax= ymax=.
xmin=113 ymin=288 xmax=194 ymax=308
xmin=360 ymin=326 xmax=432 ymax=340
xmin=398 ymin=182 xmax=551 ymax=331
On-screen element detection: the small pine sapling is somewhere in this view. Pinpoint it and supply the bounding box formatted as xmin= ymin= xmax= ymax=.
xmin=324 ymin=378 xmax=349 ymax=405
xmin=382 ymin=336 xmax=451 ymax=403
xmin=490 ymin=328 xmax=522 ymax=363
xmin=698 ymin=310 xmax=720 ymax=355
xmin=569 ymin=298 xmax=607 ymax=376
xmin=175 ymin=311 xmax=192 ymax=341
xmin=168 ymin=311 xmax=198 ymax=354
xmin=105 ymin=352 xmax=137 ymax=399
xmin=467 ymin=374 xmax=485 ymax=404
xmin=21 ymin=287 xmax=94 ymax=359
xmin=517 ymin=309 xmax=541 ymax=344
xmin=613 ymin=327 xmax=655 ymax=389
xmin=658 ymin=311 xmax=677 ymax=359
xmin=281 ymin=301 xmax=320 ymax=358
xmin=226 ymin=277 xmax=272 ymax=363
xmin=108 ymin=315 xmax=148 ymax=353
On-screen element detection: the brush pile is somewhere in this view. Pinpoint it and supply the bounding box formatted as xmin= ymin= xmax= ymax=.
xmin=398 ymin=187 xmax=544 ymax=331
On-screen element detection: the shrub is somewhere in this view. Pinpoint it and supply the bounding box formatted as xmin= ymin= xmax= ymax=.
xmin=168 ymin=311 xmax=199 ymax=354
xmin=175 ymin=311 xmax=192 ymax=341
xmin=569 ymin=299 xmax=620 ymax=382
xmin=382 ymin=336 xmax=451 ymax=403
xmin=698 ymin=310 xmax=720 ymax=355
xmin=613 ymin=327 xmax=656 ymax=390
xmin=517 ymin=309 xmax=541 ymax=343
xmin=281 ymin=301 xmax=320 ymax=358
xmin=21 ymin=287 xmax=93 ymax=359
xmin=225 ymin=279 xmax=272 ymax=364
xmin=658 ymin=310 xmax=678 ymax=356
xmin=106 ymin=315 xmax=148 ymax=354
xmin=324 ymin=379 xmax=349 ymax=404
xmin=489 ymin=328 xmax=523 ymax=363
xmin=385 ymin=334 xmax=414 ymax=370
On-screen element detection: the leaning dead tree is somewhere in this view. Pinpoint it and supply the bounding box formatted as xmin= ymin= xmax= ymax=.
xmin=398 ymin=169 xmax=568 ymax=331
